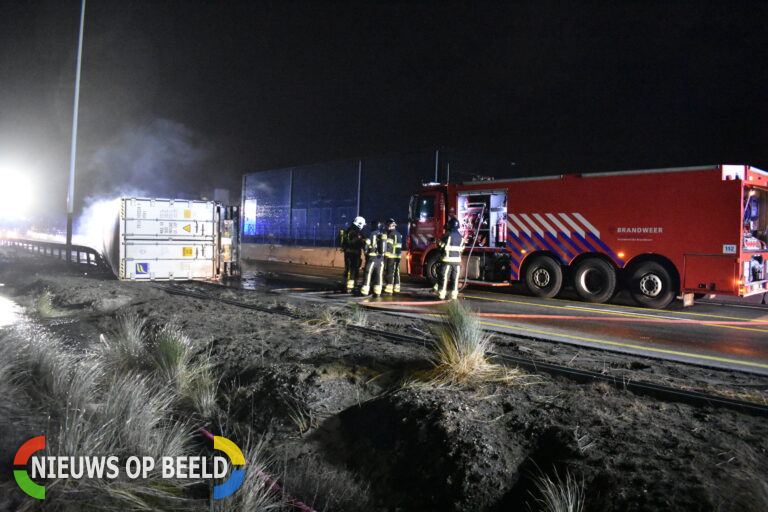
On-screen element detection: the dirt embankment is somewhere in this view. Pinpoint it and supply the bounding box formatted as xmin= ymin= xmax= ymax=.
xmin=1 ymin=251 xmax=767 ymax=511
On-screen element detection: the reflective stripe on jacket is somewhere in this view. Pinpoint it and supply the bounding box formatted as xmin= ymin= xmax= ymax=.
xmin=440 ymin=230 xmax=464 ymax=263
xmin=384 ymin=230 xmax=402 ymax=258
xmin=365 ymin=230 xmax=387 ymax=257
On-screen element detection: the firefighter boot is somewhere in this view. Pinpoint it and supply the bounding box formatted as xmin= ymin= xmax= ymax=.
xmin=384 ymin=284 xmax=394 ymax=294
xmin=373 ymin=284 xmax=382 ymax=297
xmin=345 ymin=279 xmax=355 ymax=293
xmin=449 ymin=290 xmax=459 ymax=300
xmin=393 ymin=284 xmax=400 ymax=293
xmin=360 ymin=285 xmax=370 ymax=296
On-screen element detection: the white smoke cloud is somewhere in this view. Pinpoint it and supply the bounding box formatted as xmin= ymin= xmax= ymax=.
xmin=74 ymin=118 xmax=210 ymax=252
xmin=85 ymin=118 xmax=209 ymax=199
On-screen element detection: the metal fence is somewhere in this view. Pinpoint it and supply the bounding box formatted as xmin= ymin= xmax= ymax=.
xmin=241 ymin=150 xmax=510 ymax=246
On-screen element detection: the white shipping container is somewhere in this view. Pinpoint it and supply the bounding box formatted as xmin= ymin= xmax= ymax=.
xmin=102 ymin=197 xmax=238 ymax=281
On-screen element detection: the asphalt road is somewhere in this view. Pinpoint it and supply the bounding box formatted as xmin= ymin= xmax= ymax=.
xmin=240 ymin=260 xmax=768 ymax=376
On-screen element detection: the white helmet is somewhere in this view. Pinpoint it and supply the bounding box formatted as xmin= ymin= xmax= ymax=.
xmin=353 ymin=216 xmax=366 ymax=229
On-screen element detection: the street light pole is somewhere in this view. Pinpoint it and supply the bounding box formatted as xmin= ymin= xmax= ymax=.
xmin=66 ymin=0 xmax=86 ymax=258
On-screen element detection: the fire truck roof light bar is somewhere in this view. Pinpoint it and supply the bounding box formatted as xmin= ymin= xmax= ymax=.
xmin=581 ymin=165 xmax=716 ymax=178
xmin=464 ymin=175 xmax=564 ymax=185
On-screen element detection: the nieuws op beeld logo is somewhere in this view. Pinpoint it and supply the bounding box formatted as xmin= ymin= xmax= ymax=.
xmin=14 ymin=435 xmax=246 ymax=500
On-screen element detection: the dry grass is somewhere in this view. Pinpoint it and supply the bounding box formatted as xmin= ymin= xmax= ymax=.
xmin=97 ymin=313 xmax=150 ymax=374
xmin=283 ymin=396 xmax=317 ymax=436
xmin=281 ymin=455 xmax=372 ymax=512
xmin=343 ymin=304 xmax=368 ymax=327
xmin=151 ymin=324 xmax=218 ymax=418
xmin=303 ymin=307 xmax=343 ymax=333
xmin=213 ymin=439 xmax=283 ymax=512
xmin=530 ymin=468 xmax=585 ymax=512
xmin=420 ymin=301 xmax=528 ymax=387
xmin=3 ymin=315 xmax=221 ymax=510
xmin=96 ymin=315 xmax=218 ymax=418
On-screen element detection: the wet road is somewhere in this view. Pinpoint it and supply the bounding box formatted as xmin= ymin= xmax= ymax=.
xmin=240 ymin=261 xmax=768 ymax=375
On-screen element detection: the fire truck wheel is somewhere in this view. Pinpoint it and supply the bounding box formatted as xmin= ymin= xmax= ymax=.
xmin=524 ymin=255 xmax=563 ymax=298
xmin=629 ymin=261 xmax=675 ymax=309
xmin=572 ymin=258 xmax=617 ymax=303
xmin=424 ymin=252 xmax=442 ymax=285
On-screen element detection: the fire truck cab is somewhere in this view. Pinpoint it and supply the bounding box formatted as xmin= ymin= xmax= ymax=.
xmin=406 ymin=165 xmax=768 ymax=308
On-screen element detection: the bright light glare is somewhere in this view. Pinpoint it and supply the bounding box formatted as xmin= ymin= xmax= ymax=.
xmin=0 ymin=295 xmax=21 ymax=327
xmin=0 ymin=163 xmax=35 ymax=221
xmin=74 ymin=198 xmax=121 ymax=250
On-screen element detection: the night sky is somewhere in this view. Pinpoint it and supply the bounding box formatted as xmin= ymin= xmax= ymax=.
xmin=1 ymin=1 xmax=767 ymax=223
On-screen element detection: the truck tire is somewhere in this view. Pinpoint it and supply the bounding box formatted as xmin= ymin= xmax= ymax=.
xmin=524 ymin=255 xmax=563 ymax=298
xmin=424 ymin=252 xmax=442 ymax=286
xmin=572 ymin=257 xmax=617 ymax=303
xmin=629 ymin=261 xmax=676 ymax=309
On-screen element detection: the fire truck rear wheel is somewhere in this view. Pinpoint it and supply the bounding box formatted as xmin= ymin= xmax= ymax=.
xmin=572 ymin=258 xmax=617 ymax=303
xmin=629 ymin=261 xmax=675 ymax=309
xmin=424 ymin=253 xmax=442 ymax=285
xmin=524 ymin=255 xmax=563 ymax=298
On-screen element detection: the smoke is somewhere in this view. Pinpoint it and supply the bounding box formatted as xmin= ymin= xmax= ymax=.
xmin=73 ymin=198 xmax=121 ymax=251
xmin=84 ymin=118 xmax=209 ymax=199
xmin=74 ymin=118 xmax=210 ymax=252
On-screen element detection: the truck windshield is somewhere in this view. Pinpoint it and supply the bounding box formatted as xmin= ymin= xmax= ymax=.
xmin=411 ymin=195 xmax=435 ymax=221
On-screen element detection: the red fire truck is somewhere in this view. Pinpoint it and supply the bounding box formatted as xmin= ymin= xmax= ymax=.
xmin=406 ymin=164 xmax=768 ymax=308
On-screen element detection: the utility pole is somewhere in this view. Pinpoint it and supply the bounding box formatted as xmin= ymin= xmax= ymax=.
xmin=66 ymin=0 xmax=86 ymax=259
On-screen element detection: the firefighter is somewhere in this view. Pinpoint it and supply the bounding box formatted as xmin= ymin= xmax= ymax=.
xmin=360 ymin=219 xmax=387 ymax=296
xmin=341 ymin=216 xmax=366 ymax=293
xmin=437 ymin=217 xmax=465 ymax=300
xmin=432 ymin=218 xmax=452 ymax=292
xmin=383 ymin=218 xmax=402 ymax=294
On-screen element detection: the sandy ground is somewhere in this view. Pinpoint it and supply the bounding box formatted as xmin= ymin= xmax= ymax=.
xmin=1 ymin=248 xmax=767 ymax=511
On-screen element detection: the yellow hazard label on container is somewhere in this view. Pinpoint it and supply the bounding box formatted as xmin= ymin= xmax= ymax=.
xmin=184 ymin=209 xmax=192 ymax=219
xmin=182 ymin=247 xmax=193 ymax=257
xmin=183 ymin=224 xmax=191 ymax=232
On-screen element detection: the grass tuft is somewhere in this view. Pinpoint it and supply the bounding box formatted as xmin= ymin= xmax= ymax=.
xmin=303 ymin=307 xmax=343 ymax=333
xmin=150 ymin=324 xmax=218 ymax=418
xmin=344 ymin=304 xmax=368 ymax=327
xmin=422 ymin=301 xmax=527 ymax=386
xmin=281 ymin=456 xmax=372 ymax=512
xmin=97 ymin=313 xmax=150 ymax=373
xmin=283 ymin=396 xmax=317 ymax=436
xmin=214 ymin=438 xmax=283 ymax=512
xmin=153 ymin=324 xmax=193 ymax=383
xmin=531 ymin=468 xmax=585 ymax=512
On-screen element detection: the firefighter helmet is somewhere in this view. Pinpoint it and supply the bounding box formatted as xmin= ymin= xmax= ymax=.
xmin=353 ymin=216 xmax=366 ymax=229
xmin=385 ymin=218 xmax=396 ymax=229
xmin=375 ymin=219 xmax=385 ymax=231
xmin=447 ymin=218 xmax=460 ymax=230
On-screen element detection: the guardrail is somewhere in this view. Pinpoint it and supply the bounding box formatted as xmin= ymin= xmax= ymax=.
xmin=0 ymin=238 xmax=107 ymax=268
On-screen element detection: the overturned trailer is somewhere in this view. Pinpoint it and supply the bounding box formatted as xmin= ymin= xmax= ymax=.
xmin=102 ymin=197 xmax=239 ymax=281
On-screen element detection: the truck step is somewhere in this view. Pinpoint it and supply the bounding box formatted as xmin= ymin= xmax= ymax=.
xmin=463 ymin=280 xmax=510 ymax=287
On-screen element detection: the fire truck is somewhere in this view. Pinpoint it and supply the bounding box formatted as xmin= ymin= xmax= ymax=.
xmin=406 ymin=164 xmax=768 ymax=308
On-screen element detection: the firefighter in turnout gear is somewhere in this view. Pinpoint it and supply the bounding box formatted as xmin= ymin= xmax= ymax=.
xmin=383 ymin=218 xmax=402 ymax=294
xmin=437 ymin=218 xmax=465 ymax=300
xmin=360 ymin=220 xmax=387 ymax=296
xmin=340 ymin=216 xmax=366 ymax=293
